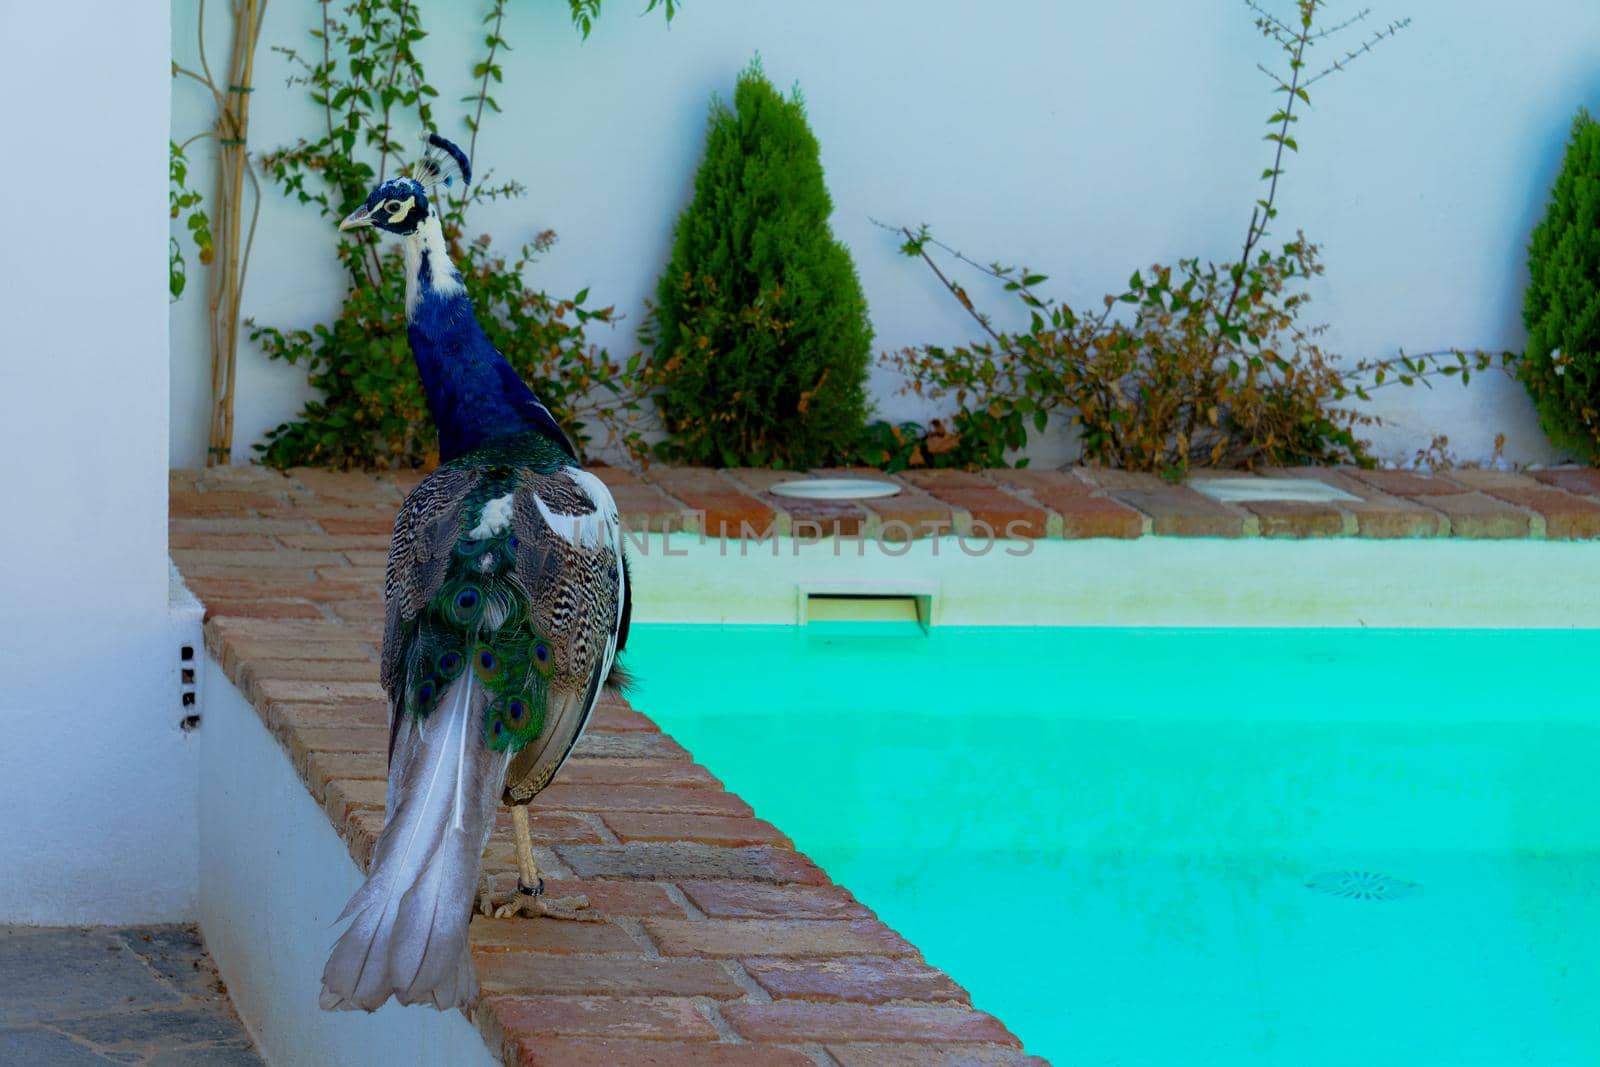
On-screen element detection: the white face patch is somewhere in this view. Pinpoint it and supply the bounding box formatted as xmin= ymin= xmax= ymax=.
xmin=384 ymin=195 xmax=414 ymax=224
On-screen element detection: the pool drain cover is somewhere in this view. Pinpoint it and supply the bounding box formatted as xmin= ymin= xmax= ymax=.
xmin=1305 ymin=870 xmax=1420 ymax=902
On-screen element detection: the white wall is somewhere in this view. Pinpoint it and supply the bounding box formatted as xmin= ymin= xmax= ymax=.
xmin=170 ymin=0 xmax=1600 ymax=469
xmin=0 ymin=2 xmax=196 ymax=920
xmin=200 ymin=667 xmax=498 ymax=1067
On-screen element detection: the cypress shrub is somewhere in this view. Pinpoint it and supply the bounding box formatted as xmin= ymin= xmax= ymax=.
xmin=1521 ymin=109 xmax=1600 ymax=459
xmin=648 ymin=62 xmax=872 ymax=467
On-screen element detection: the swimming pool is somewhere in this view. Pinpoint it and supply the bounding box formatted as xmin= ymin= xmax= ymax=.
xmin=629 ymin=624 xmax=1600 ymax=1065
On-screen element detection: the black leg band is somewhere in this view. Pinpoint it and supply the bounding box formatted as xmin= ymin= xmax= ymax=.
xmin=516 ymin=877 xmax=545 ymax=898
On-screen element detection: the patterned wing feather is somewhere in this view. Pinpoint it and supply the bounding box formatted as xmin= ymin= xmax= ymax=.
xmin=504 ymin=466 xmax=625 ymax=801
xmin=380 ymin=465 xmax=481 ymax=699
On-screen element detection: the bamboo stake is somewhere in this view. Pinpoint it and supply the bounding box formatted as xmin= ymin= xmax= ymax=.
xmin=193 ymin=0 xmax=266 ymax=465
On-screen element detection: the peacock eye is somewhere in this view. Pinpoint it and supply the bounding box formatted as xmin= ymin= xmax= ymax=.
xmin=383 ymin=198 xmax=404 ymax=214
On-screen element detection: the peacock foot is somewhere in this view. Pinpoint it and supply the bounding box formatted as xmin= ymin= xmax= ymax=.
xmin=477 ymin=878 xmax=598 ymax=922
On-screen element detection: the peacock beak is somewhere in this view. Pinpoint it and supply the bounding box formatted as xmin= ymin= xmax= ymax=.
xmin=338 ymin=205 xmax=375 ymax=231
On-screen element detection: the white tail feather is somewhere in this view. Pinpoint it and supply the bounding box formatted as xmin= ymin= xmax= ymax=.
xmin=320 ymin=674 xmax=504 ymax=1012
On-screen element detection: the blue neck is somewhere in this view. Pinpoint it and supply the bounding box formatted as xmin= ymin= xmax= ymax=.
xmin=402 ymin=214 xmax=576 ymax=464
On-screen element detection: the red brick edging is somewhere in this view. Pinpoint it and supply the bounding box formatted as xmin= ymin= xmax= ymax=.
xmin=591 ymin=464 xmax=1600 ymax=542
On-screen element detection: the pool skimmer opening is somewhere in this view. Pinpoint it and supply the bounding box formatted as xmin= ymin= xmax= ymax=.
xmin=799 ymin=583 xmax=935 ymax=631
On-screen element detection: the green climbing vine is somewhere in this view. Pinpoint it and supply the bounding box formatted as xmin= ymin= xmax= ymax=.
xmin=884 ymin=0 xmax=1516 ymax=474
xmin=251 ymin=0 xmax=673 ymax=469
xmin=168 ymin=141 xmax=213 ymax=301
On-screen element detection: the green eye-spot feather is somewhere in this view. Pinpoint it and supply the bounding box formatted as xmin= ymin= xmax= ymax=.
xmin=436 ymin=648 xmax=464 ymax=679
xmin=441 ymin=579 xmax=485 ymax=627
xmin=531 ymin=638 xmax=553 ymax=676
xmin=409 ymin=675 xmax=442 ymax=716
xmin=483 ymin=688 xmax=545 ymax=752
xmin=486 ymin=712 xmax=510 ymax=752
xmin=471 ymin=643 xmax=505 ymax=684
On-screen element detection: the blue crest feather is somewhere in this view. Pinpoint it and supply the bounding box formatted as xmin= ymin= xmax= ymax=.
xmin=417 ymin=132 xmax=472 ymax=190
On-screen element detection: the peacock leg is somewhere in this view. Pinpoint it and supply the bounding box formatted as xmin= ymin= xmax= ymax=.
xmin=477 ymin=803 xmax=596 ymax=921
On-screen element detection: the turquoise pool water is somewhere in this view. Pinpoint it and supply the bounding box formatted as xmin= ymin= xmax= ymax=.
xmin=628 ymin=624 xmax=1600 ymax=1066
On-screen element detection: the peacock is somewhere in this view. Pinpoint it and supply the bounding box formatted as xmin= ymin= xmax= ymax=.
xmin=319 ymin=134 xmax=631 ymax=1013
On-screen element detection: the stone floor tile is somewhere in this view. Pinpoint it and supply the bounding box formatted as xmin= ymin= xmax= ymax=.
xmin=0 ymin=929 xmax=178 ymax=1025
xmin=57 ymin=1007 xmax=244 ymax=1049
xmin=144 ymin=1045 xmax=267 ymax=1067
xmin=0 ymin=1026 xmax=124 ymax=1066
xmin=0 ymin=926 xmax=261 ymax=1065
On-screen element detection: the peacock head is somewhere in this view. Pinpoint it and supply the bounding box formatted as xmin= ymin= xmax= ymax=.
xmin=338 ymin=133 xmax=473 ymax=237
xmin=339 ymin=176 xmax=430 ymax=235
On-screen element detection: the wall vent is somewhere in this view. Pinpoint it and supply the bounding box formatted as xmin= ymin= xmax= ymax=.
xmin=179 ymin=643 xmax=201 ymax=730
xmin=170 ymin=561 xmax=206 ymax=734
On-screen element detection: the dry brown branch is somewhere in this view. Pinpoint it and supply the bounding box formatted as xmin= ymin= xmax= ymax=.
xmin=183 ymin=0 xmax=267 ymax=465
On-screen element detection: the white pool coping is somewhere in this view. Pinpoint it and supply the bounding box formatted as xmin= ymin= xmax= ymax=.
xmin=626 ymin=533 xmax=1600 ymax=629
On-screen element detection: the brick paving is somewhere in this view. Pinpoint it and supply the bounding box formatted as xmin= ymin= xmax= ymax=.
xmin=169 ymin=462 xmax=1600 ymax=1066
xmin=0 ymin=925 xmax=263 ymax=1065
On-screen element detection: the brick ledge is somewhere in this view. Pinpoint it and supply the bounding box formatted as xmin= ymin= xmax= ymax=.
xmin=172 ymin=466 xmax=1044 ymax=1067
